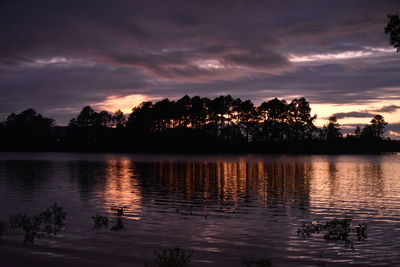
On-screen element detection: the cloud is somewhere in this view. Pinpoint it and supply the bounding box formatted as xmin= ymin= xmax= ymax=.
xmin=334 ymin=112 xmax=376 ymax=119
xmin=375 ymin=105 xmax=400 ymax=113
xmin=93 ymin=94 xmax=156 ymax=114
xmin=332 ymin=105 xmax=400 ymax=119
xmin=0 ymin=61 xmax=155 ymax=124
xmin=0 ymin=0 xmax=400 ymax=125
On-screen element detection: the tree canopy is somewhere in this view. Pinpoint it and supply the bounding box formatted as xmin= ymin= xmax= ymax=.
xmin=385 ymin=14 xmax=400 ymax=52
xmin=0 ymin=97 xmax=394 ymax=153
xmin=0 ymin=109 xmax=54 ymax=150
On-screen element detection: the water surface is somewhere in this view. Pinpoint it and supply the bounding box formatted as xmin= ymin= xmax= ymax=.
xmin=1 ymin=152 xmax=400 ymax=266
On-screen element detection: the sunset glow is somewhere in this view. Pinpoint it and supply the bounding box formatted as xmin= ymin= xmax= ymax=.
xmin=2 ymin=1 xmax=400 ymax=265
xmin=0 ymin=1 xmax=399 ymax=137
xmin=95 ymin=94 xmax=153 ymax=114
xmin=103 ymin=160 xmax=142 ymax=220
xmin=312 ymin=100 xmax=400 ymax=137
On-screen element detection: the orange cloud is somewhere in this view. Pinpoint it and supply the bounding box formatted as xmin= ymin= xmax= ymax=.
xmin=94 ymin=94 xmax=155 ymax=114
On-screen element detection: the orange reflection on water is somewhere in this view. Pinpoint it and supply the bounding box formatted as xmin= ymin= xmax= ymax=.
xmin=103 ymin=160 xmax=142 ymax=220
xmin=308 ymin=156 xmax=400 ymax=220
xmin=134 ymin=158 xmax=312 ymax=209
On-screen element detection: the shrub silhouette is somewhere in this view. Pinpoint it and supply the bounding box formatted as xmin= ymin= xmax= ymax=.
xmin=146 ymin=247 xmax=192 ymax=267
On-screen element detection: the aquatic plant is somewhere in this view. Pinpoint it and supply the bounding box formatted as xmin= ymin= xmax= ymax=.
xmin=92 ymin=210 xmax=125 ymax=231
xmin=92 ymin=215 xmax=109 ymax=230
xmin=242 ymin=258 xmax=272 ymax=267
xmin=111 ymin=206 xmax=127 ymax=216
xmin=145 ymin=247 xmax=192 ymax=267
xmin=8 ymin=203 xmax=66 ymax=244
xmin=355 ymin=223 xmax=368 ymax=241
xmin=9 ymin=213 xmax=30 ymax=228
xmin=92 ymin=206 xmax=128 ymax=231
xmin=110 ymin=217 xmax=125 ymax=231
xmin=39 ymin=203 xmax=66 ymax=234
xmin=297 ymin=216 xmax=367 ymax=248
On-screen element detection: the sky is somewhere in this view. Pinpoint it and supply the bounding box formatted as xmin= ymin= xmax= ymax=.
xmin=0 ymin=0 xmax=399 ymax=137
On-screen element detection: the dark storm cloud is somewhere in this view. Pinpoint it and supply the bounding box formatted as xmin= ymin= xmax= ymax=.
xmin=0 ymin=0 xmax=399 ymax=124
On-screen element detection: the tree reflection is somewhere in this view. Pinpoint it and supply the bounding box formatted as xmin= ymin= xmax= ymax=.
xmin=3 ymin=160 xmax=53 ymax=197
xmin=133 ymin=159 xmax=312 ymax=214
xmin=67 ymin=161 xmax=109 ymax=200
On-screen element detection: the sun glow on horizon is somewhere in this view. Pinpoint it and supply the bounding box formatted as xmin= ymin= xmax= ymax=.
xmin=91 ymin=93 xmax=400 ymax=138
xmin=95 ymin=93 xmax=154 ymax=114
xmin=311 ymin=101 xmax=400 ymax=134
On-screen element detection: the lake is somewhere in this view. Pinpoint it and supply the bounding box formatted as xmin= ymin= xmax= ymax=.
xmin=1 ymin=152 xmax=400 ymax=266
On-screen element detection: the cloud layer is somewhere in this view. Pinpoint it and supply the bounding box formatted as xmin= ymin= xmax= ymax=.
xmin=0 ymin=0 xmax=399 ymax=127
xmin=334 ymin=105 xmax=400 ymax=119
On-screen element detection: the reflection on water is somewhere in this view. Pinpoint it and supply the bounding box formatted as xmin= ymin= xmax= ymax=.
xmin=0 ymin=153 xmax=400 ymax=266
xmin=102 ymin=160 xmax=142 ymax=220
xmin=135 ymin=160 xmax=311 ymax=207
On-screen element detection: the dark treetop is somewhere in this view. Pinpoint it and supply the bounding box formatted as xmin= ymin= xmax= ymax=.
xmin=0 ymin=96 xmax=398 ymax=153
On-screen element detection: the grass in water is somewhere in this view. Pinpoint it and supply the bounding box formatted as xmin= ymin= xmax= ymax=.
xmin=8 ymin=203 xmax=66 ymax=244
xmin=145 ymin=247 xmax=192 ymax=267
xmin=297 ymin=216 xmax=368 ymax=249
xmin=242 ymin=258 xmax=272 ymax=267
xmin=92 ymin=215 xmax=109 ymax=230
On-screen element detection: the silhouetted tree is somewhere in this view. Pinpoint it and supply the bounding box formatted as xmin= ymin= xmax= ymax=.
xmin=69 ymin=106 xmax=96 ymax=127
xmin=175 ymin=95 xmax=191 ymax=127
xmin=112 ymin=110 xmax=126 ymax=128
xmin=1 ymin=95 xmax=396 ymax=153
xmin=126 ymin=101 xmax=154 ymax=134
xmin=361 ymin=125 xmax=374 ymax=139
xmin=236 ymin=100 xmax=259 ymax=142
xmin=385 ymin=14 xmax=400 ymax=51
xmin=189 ymin=96 xmax=208 ymax=129
xmin=208 ymin=95 xmax=235 ymax=135
xmin=259 ymin=98 xmax=288 ymax=123
xmin=361 ymin=115 xmax=387 ymax=140
xmin=371 ymin=114 xmax=387 ymax=139
xmin=96 ymin=110 xmax=113 ymax=127
xmin=321 ymin=116 xmax=342 ymax=141
xmin=259 ymin=98 xmax=289 ymax=141
xmin=67 ymin=106 xmax=113 ymax=150
xmin=287 ymin=98 xmax=317 ymax=141
xmin=354 ymin=126 xmax=362 ymax=138
xmin=0 ymin=109 xmax=54 ymax=150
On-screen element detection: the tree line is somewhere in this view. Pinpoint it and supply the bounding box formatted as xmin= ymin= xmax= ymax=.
xmin=0 ymin=95 xmax=397 ymax=153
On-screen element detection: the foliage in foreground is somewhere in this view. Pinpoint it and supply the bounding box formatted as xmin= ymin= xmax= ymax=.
xmin=92 ymin=206 xmax=127 ymax=231
xmin=8 ymin=203 xmax=66 ymax=244
xmin=1 ymin=204 xmax=372 ymax=266
xmin=242 ymin=258 xmax=272 ymax=267
xmin=92 ymin=214 xmax=109 ymax=230
xmin=385 ymin=14 xmax=400 ymax=52
xmin=297 ymin=217 xmax=368 ymax=249
xmin=145 ymin=247 xmax=192 ymax=267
